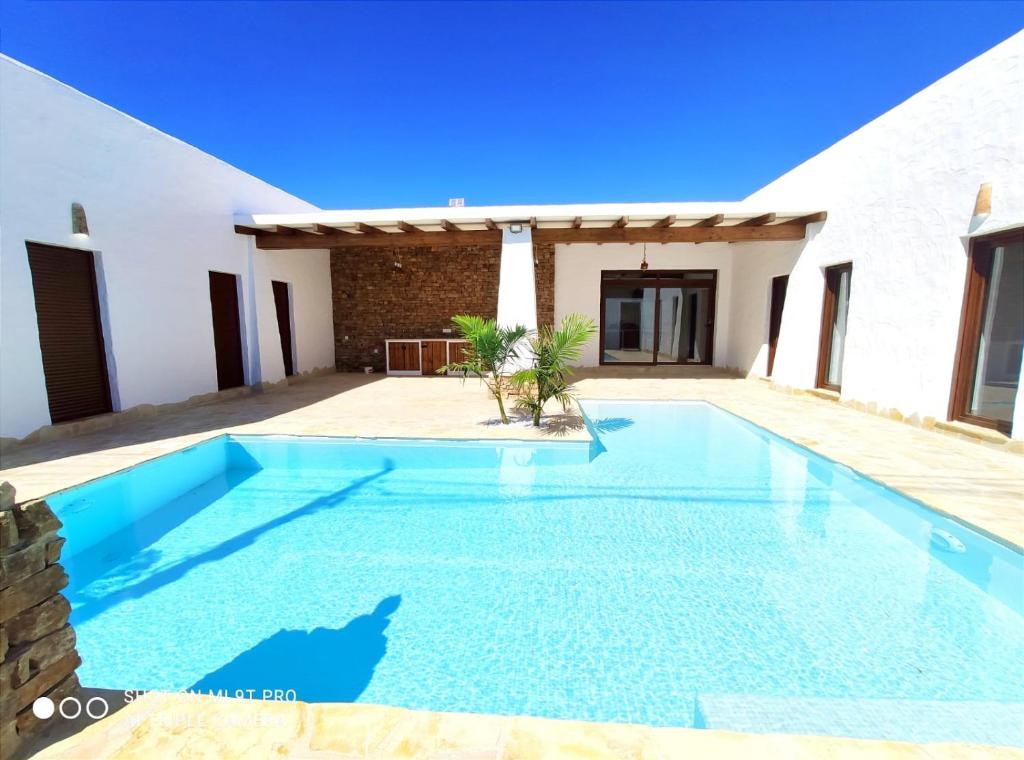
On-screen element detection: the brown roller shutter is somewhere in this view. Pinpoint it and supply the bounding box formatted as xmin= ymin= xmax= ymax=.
xmin=208 ymin=271 xmax=245 ymax=390
xmin=271 ymin=280 xmax=294 ymax=377
xmin=26 ymin=242 xmax=113 ymax=423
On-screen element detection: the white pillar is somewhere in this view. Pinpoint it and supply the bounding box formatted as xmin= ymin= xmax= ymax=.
xmin=497 ymin=226 xmax=537 ymax=331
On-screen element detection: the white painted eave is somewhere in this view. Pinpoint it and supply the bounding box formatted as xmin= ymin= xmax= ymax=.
xmin=235 ymin=201 xmax=825 ymax=234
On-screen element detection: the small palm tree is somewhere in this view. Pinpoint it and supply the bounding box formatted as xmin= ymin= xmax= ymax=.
xmin=512 ymin=313 xmax=597 ymax=427
xmin=439 ymin=315 xmax=529 ymax=425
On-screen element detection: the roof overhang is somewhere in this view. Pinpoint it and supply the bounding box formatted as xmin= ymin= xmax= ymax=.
xmin=234 ymin=202 xmax=826 ymax=250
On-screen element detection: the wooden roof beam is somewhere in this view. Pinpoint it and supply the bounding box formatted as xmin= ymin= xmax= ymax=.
xmin=735 ymin=213 xmax=776 ymax=227
xmin=781 ymin=211 xmax=828 ymax=226
xmin=441 ymin=220 xmax=462 ymax=232
xmin=484 ymin=219 xmax=498 ymax=231
xmin=357 ymin=222 xmax=388 ymax=235
xmin=652 ymin=215 xmax=676 ymax=228
xmin=234 ymin=225 xmax=268 ymax=236
xmin=612 ymin=216 xmax=629 ymax=228
xmin=572 ymin=216 xmax=583 ymax=229
xmin=313 ymin=224 xmax=353 ymax=235
xmin=397 ymin=221 xmax=422 ymax=233
xmin=693 ymin=214 xmax=725 ymax=227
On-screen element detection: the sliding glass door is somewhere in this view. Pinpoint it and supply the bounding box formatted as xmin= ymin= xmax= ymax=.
xmin=600 ymin=271 xmax=716 ymax=365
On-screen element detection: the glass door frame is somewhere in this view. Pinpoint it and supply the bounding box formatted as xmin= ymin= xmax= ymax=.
xmin=815 ymin=262 xmax=853 ymax=392
xmin=948 ymin=228 xmax=1024 ymax=435
xmin=598 ymin=269 xmax=717 ymax=366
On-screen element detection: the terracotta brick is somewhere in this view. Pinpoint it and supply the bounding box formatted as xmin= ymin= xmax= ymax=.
xmin=0 ymin=564 xmax=67 ymax=624
xmin=331 ymin=242 xmax=555 ymax=372
xmin=5 ymin=595 xmax=71 ymax=647
xmin=0 ymin=541 xmax=47 ymax=590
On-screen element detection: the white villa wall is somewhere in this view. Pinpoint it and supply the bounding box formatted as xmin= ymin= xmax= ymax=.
xmin=0 ymin=57 xmax=334 ymax=440
xmin=554 ymin=243 xmax=735 ymax=367
xmin=743 ymin=32 xmax=1024 ymax=435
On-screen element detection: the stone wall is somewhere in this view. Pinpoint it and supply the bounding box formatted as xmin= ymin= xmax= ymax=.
xmin=331 ymin=242 xmax=555 ymax=372
xmin=0 ymin=485 xmax=80 ymax=757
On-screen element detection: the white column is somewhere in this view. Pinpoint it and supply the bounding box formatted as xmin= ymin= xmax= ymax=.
xmin=497 ymin=226 xmax=537 ymax=331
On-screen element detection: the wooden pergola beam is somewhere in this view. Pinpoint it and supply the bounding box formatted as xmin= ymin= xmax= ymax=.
xmin=484 ymin=219 xmax=498 ymax=231
xmin=572 ymin=216 xmax=583 ymax=229
xmin=532 ymin=224 xmax=809 ymax=246
xmin=234 ymin=225 xmax=268 ymax=236
xmin=441 ymin=220 xmax=461 ymax=233
xmin=612 ymin=216 xmax=629 ymax=228
xmin=529 ymin=217 xmax=537 ymax=229
xmin=397 ymin=221 xmax=422 ymax=233
xmin=735 ymin=213 xmax=776 ymax=227
xmin=313 ymin=223 xmax=352 ymax=235
xmin=651 ymin=215 xmax=676 ymax=228
xmin=780 ymin=211 xmax=827 ymax=226
xmin=357 ymin=222 xmax=388 ymax=235
xmin=693 ymin=214 xmax=725 ymax=227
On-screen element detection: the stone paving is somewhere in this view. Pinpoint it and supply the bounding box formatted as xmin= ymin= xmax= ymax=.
xmin=27 ymin=692 xmax=1024 ymax=759
xmin=3 ymin=368 xmax=1022 ymax=758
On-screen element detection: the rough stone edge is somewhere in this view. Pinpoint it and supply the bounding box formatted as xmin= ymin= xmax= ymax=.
xmin=1 ymin=486 xmax=82 ymax=760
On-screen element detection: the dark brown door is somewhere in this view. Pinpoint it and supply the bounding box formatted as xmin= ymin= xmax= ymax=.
xmin=271 ymin=281 xmax=294 ymax=377
xmin=388 ymin=341 xmax=420 ymax=372
xmin=26 ymin=243 xmax=113 ymax=423
xmin=816 ymin=263 xmax=853 ymax=391
xmin=948 ymin=229 xmax=1023 ymax=434
xmin=767 ymin=275 xmax=789 ymax=376
xmin=208 ymin=271 xmax=245 ymax=390
xmin=420 ymin=340 xmax=448 ymax=374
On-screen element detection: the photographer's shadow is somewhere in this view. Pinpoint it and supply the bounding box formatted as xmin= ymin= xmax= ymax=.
xmin=191 ymin=595 xmax=401 ymax=703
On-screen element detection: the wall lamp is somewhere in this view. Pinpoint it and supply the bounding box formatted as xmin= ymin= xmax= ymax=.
xmin=71 ymin=202 xmax=89 ymax=238
xmin=508 ymin=223 xmax=523 ymax=234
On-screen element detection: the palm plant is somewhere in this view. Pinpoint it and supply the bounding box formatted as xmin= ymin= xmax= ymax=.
xmin=439 ymin=314 xmax=529 ymax=425
xmin=512 ymin=313 xmax=597 ymax=427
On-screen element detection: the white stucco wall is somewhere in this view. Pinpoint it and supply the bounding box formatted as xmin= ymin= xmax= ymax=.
xmin=0 ymin=56 xmax=335 ymax=440
xmin=743 ymin=32 xmax=1024 ymax=434
xmin=553 ymin=243 xmax=735 ymax=367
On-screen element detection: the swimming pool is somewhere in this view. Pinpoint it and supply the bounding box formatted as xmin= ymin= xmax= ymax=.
xmin=49 ymin=401 xmax=1024 ymax=746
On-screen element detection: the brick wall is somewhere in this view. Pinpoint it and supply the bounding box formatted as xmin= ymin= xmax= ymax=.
xmin=331 ymin=242 xmax=555 ymax=371
xmin=0 ymin=486 xmax=81 ymax=756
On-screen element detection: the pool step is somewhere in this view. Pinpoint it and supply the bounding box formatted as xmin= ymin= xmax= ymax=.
xmin=694 ymin=693 xmax=1024 ymax=746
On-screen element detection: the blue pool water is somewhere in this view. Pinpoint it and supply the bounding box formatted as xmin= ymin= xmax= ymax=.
xmin=50 ymin=401 xmax=1024 ymax=745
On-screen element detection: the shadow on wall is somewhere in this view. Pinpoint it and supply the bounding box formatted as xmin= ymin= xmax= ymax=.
xmin=191 ymin=595 xmax=402 ymax=703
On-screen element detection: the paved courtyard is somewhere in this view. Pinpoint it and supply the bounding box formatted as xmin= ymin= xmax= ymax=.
xmin=2 ymin=368 xmax=1021 ymax=548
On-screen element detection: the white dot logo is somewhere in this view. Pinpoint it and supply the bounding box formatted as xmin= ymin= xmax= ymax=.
xmin=32 ymin=697 xmax=55 ymax=719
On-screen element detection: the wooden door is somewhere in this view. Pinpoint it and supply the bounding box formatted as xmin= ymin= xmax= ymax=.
xmin=271 ymin=281 xmax=294 ymax=377
xmin=208 ymin=271 xmax=245 ymax=390
xmin=767 ymin=275 xmax=789 ymax=376
xmin=26 ymin=242 xmax=113 ymax=423
xmin=387 ymin=341 xmax=420 ymax=372
xmin=420 ymin=340 xmax=448 ymax=375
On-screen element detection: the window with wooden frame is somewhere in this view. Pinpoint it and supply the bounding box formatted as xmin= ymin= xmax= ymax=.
xmin=948 ymin=228 xmax=1024 ymax=435
xmin=816 ymin=263 xmax=853 ymax=392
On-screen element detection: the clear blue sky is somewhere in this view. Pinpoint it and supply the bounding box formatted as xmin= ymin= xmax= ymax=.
xmin=2 ymin=1 xmax=1022 ymax=209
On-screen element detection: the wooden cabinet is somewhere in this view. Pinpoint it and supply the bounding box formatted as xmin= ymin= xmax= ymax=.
xmin=387 ymin=341 xmax=420 ymax=373
xmin=420 ymin=340 xmax=447 ymax=375
xmin=385 ymin=339 xmax=471 ymax=375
